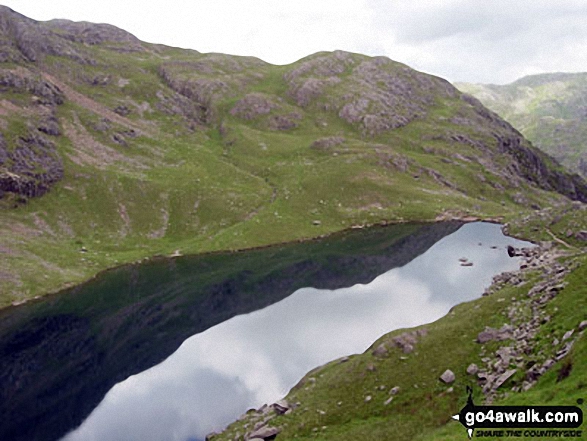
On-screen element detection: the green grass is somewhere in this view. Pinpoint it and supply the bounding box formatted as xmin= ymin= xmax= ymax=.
xmin=0 ymin=30 xmax=581 ymax=312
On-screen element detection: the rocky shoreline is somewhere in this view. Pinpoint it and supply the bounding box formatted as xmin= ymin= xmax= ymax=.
xmin=208 ymin=236 xmax=586 ymax=441
xmin=472 ymin=243 xmax=585 ymax=401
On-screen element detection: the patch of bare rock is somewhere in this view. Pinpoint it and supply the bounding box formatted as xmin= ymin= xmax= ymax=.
xmin=471 ymin=242 xmax=583 ymax=402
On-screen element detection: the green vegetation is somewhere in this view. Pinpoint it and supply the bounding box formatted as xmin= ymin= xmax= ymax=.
xmin=2 ymin=14 xmax=583 ymax=308
xmin=457 ymin=73 xmax=587 ymax=177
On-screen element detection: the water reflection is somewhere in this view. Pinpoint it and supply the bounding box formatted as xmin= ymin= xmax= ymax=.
xmin=0 ymin=221 xmax=460 ymax=441
xmin=61 ymin=222 xmax=532 ymax=441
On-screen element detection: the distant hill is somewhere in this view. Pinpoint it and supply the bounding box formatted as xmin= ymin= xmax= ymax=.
xmin=457 ymin=72 xmax=587 ymax=177
xmin=0 ymin=5 xmax=586 ymax=306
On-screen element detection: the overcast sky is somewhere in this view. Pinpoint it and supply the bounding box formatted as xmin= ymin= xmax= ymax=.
xmin=3 ymin=0 xmax=587 ymax=84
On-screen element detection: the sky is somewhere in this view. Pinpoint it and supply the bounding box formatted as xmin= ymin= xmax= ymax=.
xmin=3 ymin=0 xmax=587 ymax=84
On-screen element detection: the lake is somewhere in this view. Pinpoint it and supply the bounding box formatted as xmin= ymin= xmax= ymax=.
xmin=0 ymin=222 xmax=532 ymax=441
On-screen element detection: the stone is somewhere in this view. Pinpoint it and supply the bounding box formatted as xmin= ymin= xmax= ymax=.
xmin=439 ymin=369 xmax=455 ymax=384
xmin=493 ymin=369 xmax=517 ymax=390
xmin=364 ymin=395 xmax=372 ymax=403
xmin=372 ymin=343 xmax=388 ymax=357
xmin=466 ymin=363 xmax=479 ymax=375
xmin=579 ymin=321 xmax=587 ymax=332
xmin=272 ymin=400 xmax=290 ymax=415
xmin=247 ymin=425 xmax=280 ymax=440
xmin=402 ymin=343 xmax=414 ymax=354
xmin=477 ymin=329 xmax=498 ymax=343
xmin=384 ymin=397 xmax=394 ymax=405
xmin=562 ymin=330 xmax=574 ymax=341
xmin=389 ymin=386 xmax=400 ymax=395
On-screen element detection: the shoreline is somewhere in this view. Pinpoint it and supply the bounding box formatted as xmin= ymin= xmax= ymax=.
xmin=2 ymin=214 xmax=507 ymax=313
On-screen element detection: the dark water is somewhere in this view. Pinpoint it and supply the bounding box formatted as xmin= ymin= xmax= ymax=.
xmin=0 ymin=222 xmax=532 ymax=441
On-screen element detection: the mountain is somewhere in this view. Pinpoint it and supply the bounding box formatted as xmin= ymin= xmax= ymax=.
xmin=0 ymin=5 xmax=586 ymax=307
xmin=457 ymin=72 xmax=587 ymax=177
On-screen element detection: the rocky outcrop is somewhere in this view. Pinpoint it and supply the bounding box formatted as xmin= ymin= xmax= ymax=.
xmin=45 ymin=19 xmax=145 ymax=52
xmin=284 ymin=51 xmax=458 ymax=136
xmin=0 ymin=6 xmax=92 ymax=63
xmin=0 ymin=130 xmax=64 ymax=199
xmin=0 ymin=69 xmax=64 ymax=105
xmin=230 ymin=93 xmax=303 ymax=131
xmin=494 ymin=134 xmax=587 ymax=203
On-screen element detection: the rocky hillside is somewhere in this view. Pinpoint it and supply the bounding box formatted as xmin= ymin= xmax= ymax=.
xmin=457 ymin=73 xmax=587 ymax=178
xmin=0 ymin=5 xmax=586 ymax=306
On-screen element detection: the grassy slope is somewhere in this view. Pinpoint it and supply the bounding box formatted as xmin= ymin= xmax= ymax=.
xmin=213 ymin=203 xmax=587 ymax=440
xmin=1 ymin=33 xmax=572 ymax=307
xmin=457 ymin=73 xmax=587 ymax=177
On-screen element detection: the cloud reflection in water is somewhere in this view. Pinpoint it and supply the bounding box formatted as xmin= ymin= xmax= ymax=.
xmin=62 ymin=222 xmax=531 ymax=441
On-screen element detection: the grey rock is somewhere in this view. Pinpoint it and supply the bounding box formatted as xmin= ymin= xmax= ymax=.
xmin=402 ymin=343 xmax=414 ymax=354
xmin=372 ymin=343 xmax=388 ymax=357
xmin=562 ymin=330 xmax=574 ymax=341
xmin=272 ymin=400 xmax=290 ymax=415
xmin=384 ymin=396 xmax=394 ymax=405
xmin=389 ymin=386 xmax=400 ymax=395
xmin=247 ymin=425 xmax=280 ymax=440
xmin=579 ymin=320 xmax=587 ymax=332
xmin=466 ymin=363 xmax=479 ymax=375
xmin=440 ymin=369 xmax=455 ymax=384
xmin=493 ymin=369 xmax=517 ymax=390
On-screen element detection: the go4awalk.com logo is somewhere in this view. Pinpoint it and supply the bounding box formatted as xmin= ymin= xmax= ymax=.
xmin=452 ymin=388 xmax=584 ymax=439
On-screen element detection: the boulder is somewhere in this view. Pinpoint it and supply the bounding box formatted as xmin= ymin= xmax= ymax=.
xmin=493 ymin=369 xmax=517 ymax=389
xmin=466 ymin=363 xmax=479 ymax=375
xmin=439 ymin=369 xmax=455 ymax=384
xmin=271 ymin=400 xmax=290 ymax=415
xmin=562 ymin=330 xmax=574 ymax=341
xmin=372 ymin=343 xmax=388 ymax=357
xmin=247 ymin=425 xmax=280 ymax=440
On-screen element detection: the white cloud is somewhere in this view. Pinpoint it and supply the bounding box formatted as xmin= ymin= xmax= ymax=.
xmin=3 ymin=1 xmax=586 ymax=89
